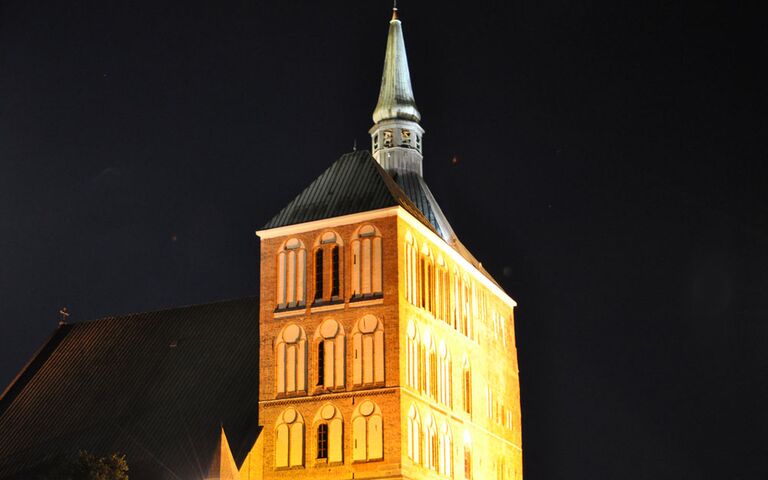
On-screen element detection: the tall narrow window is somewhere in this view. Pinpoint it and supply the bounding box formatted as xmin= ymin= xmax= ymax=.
xmin=316 ymin=342 xmax=325 ymax=386
xmin=331 ymin=245 xmax=339 ymax=297
xmin=275 ymin=408 xmax=304 ymax=468
xmin=317 ymin=424 xmax=328 ymax=459
xmin=439 ymin=422 xmax=453 ymax=477
xmin=406 ymin=320 xmax=419 ymax=389
xmin=436 ymin=256 xmax=449 ymax=322
xmin=418 ymin=340 xmax=427 ymax=393
xmin=435 ymin=257 xmax=451 ymax=325
xmin=418 ymin=245 xmax=434 ymax=313
xmin=275 ymin=324 xmax=307 ymax=396
xmin=404 ymin=232 xmax=417 ymax=304
xmin=353 ymin=315 xmax=385 ymax=386
xmin=462 ymin=358 xmax=472 ymax=415
xmin=313 ymin=232 xmax=342 ymax=304
xmin=352 ymin=400 xmax=383 ymax=462
xmin=313 ymin=404 xmax=343 ymax=463
xmin=452 ymin=268 xmax=461 ymax=330
xmin=461 ymin=275 xmax=472 ymax=337
xmin=315 ymin=249 xmax=324 ymax=301
xmin=313 ymin=319 xmax=345 ymax=390
xmin=407 ymin=404 xmax=422 ymax=464
xmin=438 ymin=341 xmax=452 ymax=407
xmin=351 ymin=225 xmax=383 ymax=298
xmin=424 ymin=332 xmax=437 ymax=400
xmin=276 ymin=238 xmax=306 ymax=309
xmin=424 ymin=414 xmax=438 ymax=471
xmin=464 ymin=446 xmax=472 ymax=480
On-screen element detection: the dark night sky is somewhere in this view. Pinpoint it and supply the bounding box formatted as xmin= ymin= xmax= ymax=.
xmin=1 ymin=1 xmax=766 ymax=478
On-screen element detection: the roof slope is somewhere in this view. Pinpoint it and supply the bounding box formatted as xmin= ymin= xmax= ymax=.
xmin=263 ymin=150 xmax=436 ymax=233
xmin=392 ymin=171 xmax=457 ymax=243
xmin=0 ymin=297 xmax=260 ymax=480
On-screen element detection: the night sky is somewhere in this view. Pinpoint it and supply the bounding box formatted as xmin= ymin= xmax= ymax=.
xmin=1 ymin=1 xmax=765 ymax=478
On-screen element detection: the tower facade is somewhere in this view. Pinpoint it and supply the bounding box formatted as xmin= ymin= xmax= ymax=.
xmin=252 ymin=8 xmax=522 ymax=480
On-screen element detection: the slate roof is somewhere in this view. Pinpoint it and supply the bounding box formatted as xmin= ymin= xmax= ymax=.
xmin=264 ymin=150 xmax=501 ymax=287
xmin=392 ymin=171 xmax=457 ymax=243
xmin=0 ymin=297 xmax=260 ymax=480
xmin=263 ymin=150 xmax=437 ymax=234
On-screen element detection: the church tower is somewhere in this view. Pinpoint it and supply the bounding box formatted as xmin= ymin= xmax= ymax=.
xmin=251 ymin=7 xmax=522 ymax=480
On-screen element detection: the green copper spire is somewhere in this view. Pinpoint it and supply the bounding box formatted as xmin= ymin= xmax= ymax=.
xmin=372 ymin=6 xmax=421 ymax=123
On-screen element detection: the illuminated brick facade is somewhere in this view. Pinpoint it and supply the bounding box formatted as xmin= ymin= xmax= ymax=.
xmin=242 ymin=7 xmax=522 ymax=480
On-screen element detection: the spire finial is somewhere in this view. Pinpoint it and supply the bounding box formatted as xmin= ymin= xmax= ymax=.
xmin=372 ymin=0 xmax=420 ymax=124
xmin=58 ymin=307 xmax=69 ymax=326
xmin=392 ymin=0 xmax=398 ymax=20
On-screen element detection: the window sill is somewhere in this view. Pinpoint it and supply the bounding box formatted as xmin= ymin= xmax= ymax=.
xmin=274 ymin=307 xmax=306 ymax=319
xmin=312 ymin=386 xmax=346 ymax=395
xmin=310 ymin=301 xmax=345 ymax=313
xmin=352 ymin=457 xmax=384 ymax=464
xmin=274 ymin=391 xmax=308 ymax=399
xmin=351 ymin=382 xmax=386 ymax=391
xmin=349 ymin=295 xmax=384 ymax=308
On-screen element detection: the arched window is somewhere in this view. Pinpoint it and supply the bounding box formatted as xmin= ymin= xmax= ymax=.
xmin=352 ymin=314 xmax=385 ymax=386
xmin=424 ymin=331 xmax=437 ymax=399
xmin=477 ymin=288 xmax=488 ymax=340
xmin=438 ymin=341 xmax=452 ymax=407
xmin=313 ymin=232 xmax=342 ymax=304
xmin=424 ymin=414 xmax=438 ymax=471
xmin=404 ymin=232 xmax=418 ymax=305
xmin=275 ymin=407 xmax=304 ymax=468
xmin=275 ymin=324 xmax=307 ymax=395
xmin=462 ymin=357 xmax=472 ymax=415
xmin=277 ymin=238 xmax=306 ymax=309
xmin=439 ymin=421 xmax=453 ymax=477
xmin=461 ymin=275 xmax=472 ymax=337
xmin=313 ymin=319 xmax=345 ymax=390
xmin=406 ymin=404 xmax=422 ymax=464
xmin=351 ymin=225 xmax=383 ymax=298
xmin=352 ymin=400 xmax=383 ymax=462
xmin=463 ymin=445 xmax=472 ymax=479
xmin=452 ymin=268 xmax=461 ymax=330
xmin=313 ymin=404 xmax=343 ymax=463
xmin=418 ymin=244 xmax=434 ymax=314
xmin=406 ymin=320 xmax=420 ymax=389
xmin=436 ymin=256 xmax=450 ymax=323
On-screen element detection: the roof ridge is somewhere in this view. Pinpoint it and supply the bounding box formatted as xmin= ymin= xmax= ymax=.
xmin=70 ymin=296 xmax=259 ymax=327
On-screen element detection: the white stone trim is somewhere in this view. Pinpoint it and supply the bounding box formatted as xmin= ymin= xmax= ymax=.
xmin=348 ymin=297 xmax=385 ymax=308
xmin=396 ymin=208 xmax=518 ymax=309
xmin=310 ymin=303 xmax=345 ymax=313
xmin=256 ymin=207 xmax=399 ymax=239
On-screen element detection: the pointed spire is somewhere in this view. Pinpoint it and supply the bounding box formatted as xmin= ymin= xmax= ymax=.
xmin=372 ymin=5 xmax=420 ymax=123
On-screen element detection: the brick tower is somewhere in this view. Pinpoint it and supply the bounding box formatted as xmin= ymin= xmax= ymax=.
xmin=250 ymin=7 xmax=522 ymax=480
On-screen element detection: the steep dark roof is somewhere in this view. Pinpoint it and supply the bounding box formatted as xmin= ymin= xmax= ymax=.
xmin=392 ymin=171 xmax=457 ymax=242
xmin=263 ymin=150 xmax=436 ymax=234
xmin=263 ymin=151 xmax=502 ymax=288
xmin=0 ymin=297 xmax=260 ymax=480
